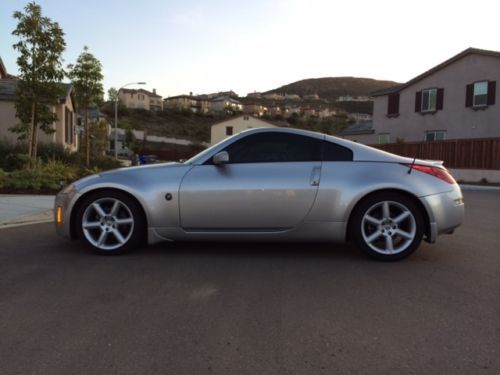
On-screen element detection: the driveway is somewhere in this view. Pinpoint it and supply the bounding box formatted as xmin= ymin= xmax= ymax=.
xmin=0 ymin=190 xmax=498 ymax=374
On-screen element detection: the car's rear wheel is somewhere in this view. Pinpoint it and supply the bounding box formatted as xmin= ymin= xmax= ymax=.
xmin=350 ymin=192 xmax=424 ymax=261
xmin=76 ymin=191 xmax=145 ymax=255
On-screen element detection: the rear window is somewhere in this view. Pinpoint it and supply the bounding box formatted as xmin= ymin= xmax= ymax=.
xmin=322 ymin=141 xmax=353 ymax=161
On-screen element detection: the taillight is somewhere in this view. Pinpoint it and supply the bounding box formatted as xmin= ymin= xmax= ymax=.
xmin=404 ymin=164 xmax=456 ymax=184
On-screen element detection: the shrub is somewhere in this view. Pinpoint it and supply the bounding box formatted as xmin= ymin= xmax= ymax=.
xmin=0 ymin=168 xmax=5 ymax=189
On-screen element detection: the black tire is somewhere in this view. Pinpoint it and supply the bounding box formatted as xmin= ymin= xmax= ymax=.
xmin=75 ymin=190 xmax=146 ymax=255
xmin=350 ymin=192 xmax=424 ymax=261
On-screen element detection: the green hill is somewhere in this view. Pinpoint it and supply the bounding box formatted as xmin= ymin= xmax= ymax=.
xmin=265 ymin=77 xmax=399 ymax=101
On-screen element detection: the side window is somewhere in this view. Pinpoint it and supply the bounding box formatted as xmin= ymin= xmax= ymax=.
xmin=322 ymin=141 xmax=353 ymax=161
xmin=223 ymin=133 xmax=322 ymax=163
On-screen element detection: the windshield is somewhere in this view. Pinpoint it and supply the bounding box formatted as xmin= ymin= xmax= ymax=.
xmin=184 ymin=133 xmax=240 ymax=164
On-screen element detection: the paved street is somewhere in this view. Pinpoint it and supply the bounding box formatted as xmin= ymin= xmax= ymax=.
xmin=0 ymin=190 xmax=499 ymax=375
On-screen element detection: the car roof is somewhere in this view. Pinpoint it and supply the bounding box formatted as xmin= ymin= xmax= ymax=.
xmin=239 ymin=127 xmax=411 ymax=163
xmin=191 ymin=127 xmax=424 ymax=165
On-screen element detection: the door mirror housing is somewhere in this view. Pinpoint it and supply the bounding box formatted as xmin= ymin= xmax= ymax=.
xmin=213 ymin=151 xmax=229 ymax=165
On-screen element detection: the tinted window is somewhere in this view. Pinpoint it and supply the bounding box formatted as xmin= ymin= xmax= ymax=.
xmin=222 ymin=132 xmax=322 ymax=163
xmin=322 ymin=141 xmax=353 ymax=161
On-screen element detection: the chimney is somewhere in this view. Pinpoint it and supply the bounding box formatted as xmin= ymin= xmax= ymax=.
xmin=153 ymin=88 xmax=156 ymax=94
xmin=189 ymin=91 xmax=193 ymax=96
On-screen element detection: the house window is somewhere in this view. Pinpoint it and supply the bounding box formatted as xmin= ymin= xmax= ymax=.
xmin=421 ymin=88 xmax=437 ymax=112
xmin=226 ymin=126 xmax=233 ymax=136
xmin=378 ymin=133 xmax=390 ymax=144
xmin=425 ymin=131 xmax=446 ymax=142
xmin=64 ymin=107 xmax=73 ymax=145
xmin=387 ymin=93 xmax=400 ymax=116
xmin=466 ymin=81 xmax=496 ymax=108
xmin=415 ymin=88 xmax=444 ymax=113
xmin=473 ymin=81 xmax=488 ymax=107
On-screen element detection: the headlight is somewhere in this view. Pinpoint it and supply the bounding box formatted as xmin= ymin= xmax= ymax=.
xmin=60 ymin=183 xmax=76 ymax=195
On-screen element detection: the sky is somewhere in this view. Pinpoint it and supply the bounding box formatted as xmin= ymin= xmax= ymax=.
xmin=1 ymin=0 xmax=500 ymax=98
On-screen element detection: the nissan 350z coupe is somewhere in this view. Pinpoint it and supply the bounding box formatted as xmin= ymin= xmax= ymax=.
xmin=55 ymin=128 xmax=464 ymax=261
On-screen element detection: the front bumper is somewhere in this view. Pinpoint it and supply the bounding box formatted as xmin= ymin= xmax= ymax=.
xmin=54 ymin=188 xmax=81 ymax=239
xmin=420 ymin=185 xmax=464 ymax=243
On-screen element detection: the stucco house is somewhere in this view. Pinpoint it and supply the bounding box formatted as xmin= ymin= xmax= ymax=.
xmin=210 ymin=115 xmax=289 ymax=145
xmin=0 ymin=60 xmax=78 ymax=152
xmin=163 ymin=94 xmax=210 ymax=113
xmin=119 ymin=88 xmax=163 ymax=111
xmin=210 ymin=96 xmax=243 ymax=113
xmin=367 ymin=48 xmax=499 ymax=144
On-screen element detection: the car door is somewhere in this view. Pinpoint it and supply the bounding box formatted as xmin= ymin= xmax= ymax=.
xmin=179 ymin=132 xmax=323 ymax=230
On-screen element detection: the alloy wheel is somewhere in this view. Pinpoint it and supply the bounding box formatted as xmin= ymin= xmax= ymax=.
xmin=361 ymin=200 xmax=416 ymax=255
xmin=81 ymin=198 xmax=135 ymax=251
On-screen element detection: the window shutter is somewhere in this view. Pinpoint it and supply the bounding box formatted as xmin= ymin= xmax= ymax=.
xmin=415 ymin=91 xmax=422 ymax=112
xmin=487 ymin=81 xmax=496 ymax=105
xmin=387 ymin=93 xmax=400 ymax=115
xmin=394 ymin=93 xmax=400 ymax=114
xmin=436 ymin=88 xmax=444 ymax=110
xmin=465 ymin=84 xmax=473 ymax=107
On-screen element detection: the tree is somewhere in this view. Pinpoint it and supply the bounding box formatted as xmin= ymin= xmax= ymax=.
xmin=11 ymin=2 xmax=66 ymax=161
xmin=90 ymin=119 xmax=109 ymax=157
xmin=124 ymin=126 xmax=139 ymax=154
xmin=107 ymin=87 xmax=118 ymax=102
xmin=67 ymin=46 xmax=104 ymax=167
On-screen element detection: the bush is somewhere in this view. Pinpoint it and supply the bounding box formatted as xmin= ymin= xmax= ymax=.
xmin=0 ymin=168 xmax=5 ymax=189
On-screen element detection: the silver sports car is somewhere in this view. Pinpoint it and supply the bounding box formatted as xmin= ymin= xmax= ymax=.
xmin=55 ymin=128 xmax=464 ymax=261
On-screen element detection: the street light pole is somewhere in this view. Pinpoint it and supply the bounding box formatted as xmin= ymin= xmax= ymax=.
xmin=114 ymin=81 xmax=146 ymax=159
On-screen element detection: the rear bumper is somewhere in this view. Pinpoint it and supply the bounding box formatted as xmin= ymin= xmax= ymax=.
xmin=420 ymin=185 xmax=464 ymax=243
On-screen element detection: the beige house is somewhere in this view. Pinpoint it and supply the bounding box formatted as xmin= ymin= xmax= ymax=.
xmin=0 ymin=67 xmax=78 ymax=152
xmin=164 ymin=95 xmax=210 ymax=113
xmin=369 ymin=48 xmax=500 ymax=144
xmin=243 ymin=102 xmax=268 ymax=117
xmin=210 ymin=115 xmax=288 ymax=144
xmin=210 ymin=96 xmax=243 ymax=113
xmin=119 ymin=88 xmax=163 ymax=111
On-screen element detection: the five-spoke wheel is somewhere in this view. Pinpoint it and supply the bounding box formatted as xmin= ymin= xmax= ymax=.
xmin=351 ymin=192 xmax=424 ymax=261
xmin=76 ymin=191 xmax=145 ymax=254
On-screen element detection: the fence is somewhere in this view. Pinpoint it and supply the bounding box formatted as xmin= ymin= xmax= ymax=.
xmin=372 ymin=138 xmax=500 ymax=170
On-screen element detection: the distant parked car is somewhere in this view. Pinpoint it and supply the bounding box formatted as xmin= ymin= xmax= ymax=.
xmin=55 ymin=128 xmax=464 ymax=261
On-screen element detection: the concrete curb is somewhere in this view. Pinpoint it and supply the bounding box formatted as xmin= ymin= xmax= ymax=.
xmin=0 ymin=209 xmax=54 ymax=229
xmin=459 ymin=184 xmax=500 ymax=192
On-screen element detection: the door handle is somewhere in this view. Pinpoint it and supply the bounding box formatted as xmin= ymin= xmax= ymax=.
xmin=310 ymin=166 xmax=321 ymax=186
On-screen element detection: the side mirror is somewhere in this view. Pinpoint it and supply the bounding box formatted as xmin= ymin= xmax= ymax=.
xmin=213 ymin=151 xmax=229 ymax=165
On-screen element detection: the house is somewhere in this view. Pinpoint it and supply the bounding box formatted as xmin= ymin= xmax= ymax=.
xmin=338 ymin=122 xmax=375 ymax=143
xmin=119 ymin=88 xmax=163 ymax=111
xmin=370 ymin=48 xmax=500 ymax=144
xmin=0 ymin=61 xmax=78 ymax=152
xmin=351 ymin=113 xmax=372 ymax=123
xmin=210 ymin=96 xmax=243 ymax=113
xmin=243 ymin=102 xmax=267 ymax=117
xmin=164 ymin=94 xmax=210 ymax=113
xmin=336 ymin=95 xmax=371 ymax=102
xmin=210 ymin=115 xmax=288 ymax=144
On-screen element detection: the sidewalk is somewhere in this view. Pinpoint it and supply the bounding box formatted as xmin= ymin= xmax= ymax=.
xmin=0 ymin=195 xmax=55 ymax=228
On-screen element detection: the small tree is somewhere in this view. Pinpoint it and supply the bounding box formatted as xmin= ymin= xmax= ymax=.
xmin=90 ymin=119 xmax=109 ymax=158
xmin=67 ymin=46 xmax=104 ymax=167
xmin=107 ymin=87 xmax=118 ymax=102
xmin=11 ymin=2 xmax=66 ymax=161
xmin=124 ymin=127 xmax=139 ymax=154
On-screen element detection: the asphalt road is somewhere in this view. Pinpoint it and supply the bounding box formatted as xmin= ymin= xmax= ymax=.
xmin=1 ymin=191 xmax=499 ymax=375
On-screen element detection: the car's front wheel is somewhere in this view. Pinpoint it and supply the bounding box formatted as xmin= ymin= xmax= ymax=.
xmin=350 ymin=192 xmax=424 ymax=261
xmin=75 ymin=190 xmax=145 ymax=255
